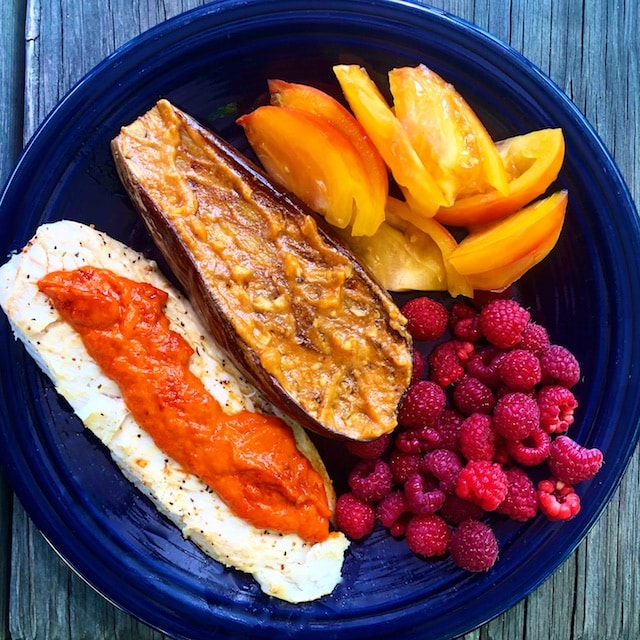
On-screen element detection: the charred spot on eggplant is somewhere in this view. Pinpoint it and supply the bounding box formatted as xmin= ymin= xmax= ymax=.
xmin=111 ymin=99 xmax=413 ymax=441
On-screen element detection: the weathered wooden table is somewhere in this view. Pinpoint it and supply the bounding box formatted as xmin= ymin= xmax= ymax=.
xmin=1 ymin=1 xmax=638 ymax=638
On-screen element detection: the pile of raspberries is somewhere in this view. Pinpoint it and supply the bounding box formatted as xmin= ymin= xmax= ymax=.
xmin=335 ymin=295 xmax=603 ymax=573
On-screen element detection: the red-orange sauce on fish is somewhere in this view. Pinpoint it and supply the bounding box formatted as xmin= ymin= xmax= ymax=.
xmin=38 ymin=266 xmax=330 ymax=543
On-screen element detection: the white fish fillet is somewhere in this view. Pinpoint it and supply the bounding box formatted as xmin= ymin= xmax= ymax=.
xmin=0 ymin=220 xmax=349 ymax=603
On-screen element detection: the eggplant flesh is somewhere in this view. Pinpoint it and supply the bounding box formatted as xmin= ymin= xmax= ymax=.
xmin=111 ymin=99 xmax=412 ymax=441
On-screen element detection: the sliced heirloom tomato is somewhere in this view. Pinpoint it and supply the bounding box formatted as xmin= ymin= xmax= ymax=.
xmin=436 ymin=128 xmax=566 ymax=227
xmin=387 ymin=197 xmax=473 ymax=297
xmin=237 ymin=106 xmax=377 ymax=232
xmin=448 ymin=190 xmax=568 ymax=291
xmin=267 ymin=79 xmax=387 ymax=236
xmin=336 ymin=210 xmax=448 ymax=292
xmin=389 ymin=64 xmax=508 ymax=204
xmin=333 ymin=64 xmax=448 ymax=217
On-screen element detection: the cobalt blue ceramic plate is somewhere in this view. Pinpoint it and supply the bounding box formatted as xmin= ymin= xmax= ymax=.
xmin=1 ymin=1 xmax=639 ymax=639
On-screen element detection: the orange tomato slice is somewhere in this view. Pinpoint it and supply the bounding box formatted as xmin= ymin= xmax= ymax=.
xmin=237 ymin=105 xmax=376 ymax=231
xmin=435 ymin=128 xmax=565 ymax=227
xmin=448 ymin=190 xmax=568 ymax=290
xmin=333 ymin=64 xmax=448 ymax=216
xmin=336 ymin=212 xmax=448 ymax=292
xmin=387 ymin=197 xmax=473 ymax=297
xmin=389 ymin=64 xmax=508 ymax=204
xmin=267 ymin=79 xmax=387 ymax=236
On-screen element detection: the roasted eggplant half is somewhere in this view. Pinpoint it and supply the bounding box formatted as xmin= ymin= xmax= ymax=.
xmin=111 ymin=99 xmax=412 ymax=441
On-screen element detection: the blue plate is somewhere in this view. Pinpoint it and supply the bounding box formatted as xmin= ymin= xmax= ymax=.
xmin=1 ymin=1 xmax=639 ymax=639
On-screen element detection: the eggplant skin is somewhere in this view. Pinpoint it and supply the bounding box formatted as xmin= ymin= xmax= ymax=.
xmin=111 ymin=99 xmax=413 ymax=441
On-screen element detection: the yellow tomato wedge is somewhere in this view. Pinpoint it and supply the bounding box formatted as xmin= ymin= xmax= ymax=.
xmin=333 ymin=64 xmax=448 ymax=216
xmin=237 ymin=105 xmax=376 ymax=231
xmin=337 ymin=210 xmax=448 ymax=292
xmin=436 ymin=128 xmax=565 ymax=227
xmin=387 ymin=197 xmax=473 ymax=297
xmin=267 ymin=79 xmax=387 ymax=236
xmin=389 ymin=64 xmax=508 ymax=204
xmin=448 ymin=190 xmax=568 ymax=290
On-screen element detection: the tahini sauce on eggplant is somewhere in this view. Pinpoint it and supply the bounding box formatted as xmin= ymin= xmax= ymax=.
xmin=111 ymin=99 xmax=412 ymax=441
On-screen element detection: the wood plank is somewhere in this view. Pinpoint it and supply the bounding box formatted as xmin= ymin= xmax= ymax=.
xmin=0 ymin=468 xmax=12 ymax=640
xmin=5 ymin=0 xmax=639 ymax=639
xmin=0 ymin=0 xmax=25 ymax=179
xmin=1 ymin=0 xmax=27 ymax=637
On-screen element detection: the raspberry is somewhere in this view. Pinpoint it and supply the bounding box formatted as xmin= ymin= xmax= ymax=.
xmin=466 ymin=347 xmax=503 ymax=388
xmin=335 ymin=493 xmax=376 ymax=539
xmin=537 ymin=478 xmax=581 ymax=521
xmin=516 ymin=321 xmax=551 ymax=356
xmin=404 ymin=473 xmax=446 ymax=515
xmin=507 ymin=427 xmax=551 ymax=466
xmin=389 ymin=515 xmax=410 ymax=537
xmin=479 ymin=299 xmax=530 ymax=348
xmin=493 ymin=435 xmax=514 ymax=467
xmin=377 ymin=490 xmax=409 ymax=530
xmin=449 ymin=519 xmax=499 ymax=572
xmin=496 ymin=467 xmax=538 ymax=521
xmin=459 ymin=413 xmax=496 ymax=462
xmin=439 ymin=494 xmax=485 ymax=525
xmin=539 ymin=345 xmax=581 ymax=388
xmin=415 ymin=426 xmax=442 ymax=452
xmin=348 ymin=459 xmax=393 ymax=503
xmin=389 ymin=450 xmax=421 ymax=484
xmin=548 ymin=435 xmax=603 ymax=484
xmin=401 ymin=296 xmax=448 ymax=341
xmin=450 ymin=301 xmax=477 ymax=324
xmin=411 ymin=349 xmax=426 ymax=384
xmin=397 ymin=380 xmax=446 ymax=429
xmin=453 ymin=316 xmax=483 ymax=342
xmin=472 ymin=287 xmax=512 ymax=308
xmin=449 ymin=301 xmax=482 ymax=342
xmin=537 ymin=385 xmax=578 ymax=434
xmin=452 ymin=374 xmax=496 ymax=415
xmin=434 ymin=408 xmax=464 ymax=452
xmin=428 ymin=339 xmax=474 ymax=387
xmin=394 ymin=429 xmax=422 ymax=454
xmin=422 ymin=449 xmax=464 ymax=493
xmin=346 ymin=433 xmax=392 ymax=460
xmin=492 ymin=392 xmax=540 ymax=441
xmin=405 ymin=514 xmax=451 ymax=557
xmin=496 ymin=349 xmax=542 ymax=392
xmin=455 ymin=460 xmax=508 ymax=511
xmin=395 ymin=425 xmax=441 ymax=454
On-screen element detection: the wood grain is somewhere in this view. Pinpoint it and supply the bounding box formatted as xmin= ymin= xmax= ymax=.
xmin=1 ymin=2 xmax=27 ymax=638
xmin=2 ymin=1 xmax=638 ymax=639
